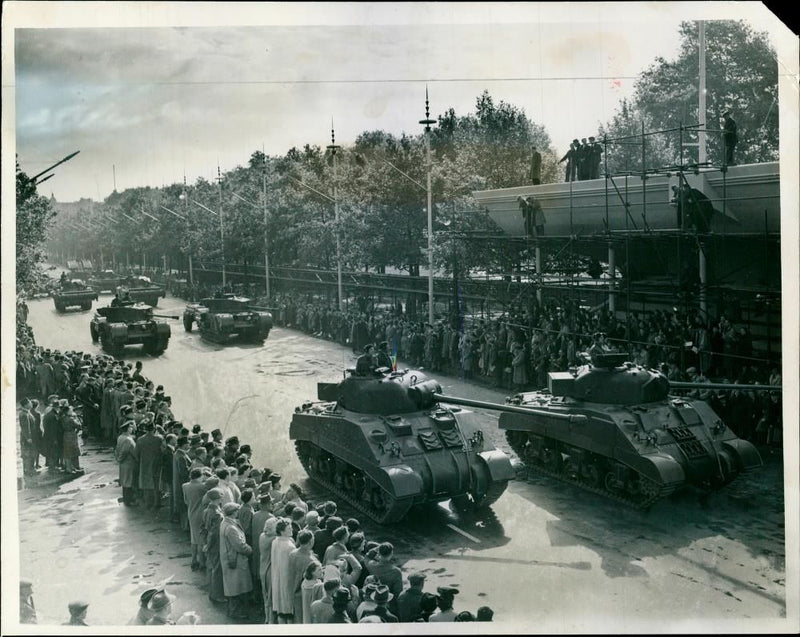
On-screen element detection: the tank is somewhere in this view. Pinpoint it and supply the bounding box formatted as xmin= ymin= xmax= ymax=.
xmin=88 ymin=269 xmax=122 ymax=293
xmin=290 ymin=367 xmax=514 ymax=524
xmin=52 ymin=279 xmax=98 ymax=312
xmin=182 ymin=294 xmax=273 ymax=344
xmin=89 ymin=301 xmax=178 ymax=357
xmin=116 ymin=275 xmax=166 ymax=307
xmin=469 ymin=352 xmax=764 ymax=508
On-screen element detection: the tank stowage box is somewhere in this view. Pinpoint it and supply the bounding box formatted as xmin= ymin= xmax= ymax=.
xmin=182 ymin=295 xmax=272 ymax=344
xmin=90 ymin=302 xmax=174 ymax=357
xmin=497 ymin=353 xmax=763 ymax=507
xmin=290 ymin=368 xmax=514 ymax=524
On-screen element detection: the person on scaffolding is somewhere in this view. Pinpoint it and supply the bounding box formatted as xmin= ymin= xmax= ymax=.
xmin=517 ymin=195 xmax=546 ymax=238
xmin=721 ymin=110 xmax=737 ymax=167
xmin=671 ymin=183 xmax=715 ymax=233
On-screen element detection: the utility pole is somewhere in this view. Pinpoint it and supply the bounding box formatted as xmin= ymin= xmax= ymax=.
xmin=217 ymin=165 xmax=226 ymax=288
xmin=184 ymin=174 xmax=193 ymax=287
xmin=327 ymin=121 xmax=343 ymax=310
xmin=262 ymin=165 xmax=271 ymax=301
xmin=419 ymin=87 xmax=436 ymax=326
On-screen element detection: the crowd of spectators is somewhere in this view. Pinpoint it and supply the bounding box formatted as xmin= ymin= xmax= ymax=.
xmin=15 ymin=304 xmax=495 ymax=625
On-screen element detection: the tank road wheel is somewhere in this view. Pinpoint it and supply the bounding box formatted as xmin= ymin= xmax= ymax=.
xmin=603 ymin=470 xmax=620 ymax=493
xmin=542 ymin=446 xmax=563 ymax=474
xmin=90 ymin=323 xmax=99 ymax=343
xmin=370 ymin=486 xmax=391 ymax=518
xmin=505 ymin=430 xmax=529 ymax=457
xmin=581 ymin=461 xmax=602 ymax=488
xmin=183 ymin=315 xmax=194 ymax=332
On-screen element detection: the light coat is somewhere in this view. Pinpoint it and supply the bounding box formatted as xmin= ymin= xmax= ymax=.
xmin=270 ymin=535 xmax=296 ymax=614
xmin=115 ymin=433 xmax=136 ymax=488
xmin=220 ymin=517 xmax=253 ymax=597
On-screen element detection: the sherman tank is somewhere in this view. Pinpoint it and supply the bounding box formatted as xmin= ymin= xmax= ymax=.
xmin=291 ymin=367 xmax=514 ymax=524
xmin=90 ymin=301 xmax=177 ymax=357
xmin=481 ymin=351 xmax=764 ymax=508
xmin=183 ymin=294 xmax=273 ymax=344
xmin=52 ymin=279 xmax=98 ymax=312
xmin=116 ymin=276 xmax=166 ymax=306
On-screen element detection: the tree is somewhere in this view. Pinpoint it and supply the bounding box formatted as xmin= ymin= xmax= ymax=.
xmin=16 ymin=158 xmax=56 ymax=293
xmin=631 ymin=20 xmax=778 ymax=166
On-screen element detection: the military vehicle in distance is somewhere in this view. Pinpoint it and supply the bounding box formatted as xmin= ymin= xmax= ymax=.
xmin=116 ymin=275 xmax=166 ymax=307
xmin=182 ymin=294 xmax=273 ymax=344
xmin=52 ymin=279 xmax=99 ymax=312
xmin=88 ymin=269 xmax=122 ymax=293
xmin=291 ymin=367 xmax=514 ymax=524
xmin=488 ymin=351 xmax=763 ymax=508
xmin=90 ymin=301 xmax=177 ymax=357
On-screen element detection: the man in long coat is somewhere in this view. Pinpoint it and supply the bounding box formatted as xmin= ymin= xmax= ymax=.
xmin=259 ymin=515 xmax=279 ymax=623
xmin=172 ymin=436 xmax=192 ymax=528
xmin=183 ymin=468 xmax=209 ymax=570
xmin=271 ymin=519 xmax=297 ymax=623
xmin=220 ymin=502 xmax=253 ymax=619
xmin=135 ymin=421 xmax=163 ymax=510
xmin=202 ymin=489 xmax=225 ymax=604
xmin=19 ymin=399 xmax=38 ymax=477
xmin=115 ymin=421 xmax=137 ymax=505
xmin=286 ymin=530 xmax=317 ymax=624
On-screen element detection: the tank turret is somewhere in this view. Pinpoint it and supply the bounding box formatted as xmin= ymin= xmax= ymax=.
xmin=488 ymin=356 xmax=764 ymax=508
xmin=290 ymin=368 xmax=514 ymax=524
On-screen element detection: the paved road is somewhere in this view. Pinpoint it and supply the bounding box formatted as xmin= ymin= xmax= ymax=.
xmin=18 ymin=291 xmax=790 ymax=630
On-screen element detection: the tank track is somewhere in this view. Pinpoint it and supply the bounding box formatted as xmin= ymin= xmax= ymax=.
xmin=507 ymin=432 xmax=673 ymax=510
xmin=294 ymin=441 xmax=414 ymax=524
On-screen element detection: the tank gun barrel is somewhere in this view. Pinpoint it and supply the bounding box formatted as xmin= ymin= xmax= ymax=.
xmin=152 ymin=313 xmax=180 ymax=320
xmin=670 ymin=382 xmax=781 ymax=392
xmin=435 ymin=393 xmax=589 ymax=423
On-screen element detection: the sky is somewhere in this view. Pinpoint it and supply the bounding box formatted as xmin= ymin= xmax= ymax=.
xmin=6 ymin=2 xmax=792 ymax=202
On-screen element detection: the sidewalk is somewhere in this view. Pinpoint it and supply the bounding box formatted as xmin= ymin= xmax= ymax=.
xmin=15 ymin=441 xmax=235 ymax=627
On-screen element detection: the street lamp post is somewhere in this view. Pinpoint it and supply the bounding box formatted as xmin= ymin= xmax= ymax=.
xmin=327 ymin=121 xmax=343 ymax=311
xmin=419 ymin=88 xmax=437 ymax=326
xmin=263 ymin=169 xmax=271 ymax=301
xmin=217 ymin=166 xmax=226 ymax=289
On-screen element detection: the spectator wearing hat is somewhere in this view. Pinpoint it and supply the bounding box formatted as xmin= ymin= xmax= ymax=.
xmin=145 ymin=589 xmax=176 ymax=625
xmin=330 ymin=587 xmax=353 ymax=623
xmin=224 ymin=436 xmax=240 ymax=465
xmin=42 ymin=395 xmax=64 ymax=471
xmin=220 ymin=501 xmax=253 ymax=619
xmin=455 ymin=610 xmax=475 ymax=622
xmin=115 ymin=421 xmax=138 ymax=506
xmin=20 ymin=579 xmax=37 ymax=624
xmin=29 ymin=399 xmax=43 ymax=470
xmin=183 ymin=468 xmax=208 ymax=570
xmin=429 ymin=586 xmax=459 ymax=622
xmin=173 ymin=435 xmax=192 ymax=527
xmin=477 ymin=605 xmax=494 ymax=621
xmin=366 ymin=542 xmax=403 ymax=610
xmin=61 ymin=405 xmax=84 ymax=474
xmin=202 ymin=488 xmax=226 ymax=604
xmin=397 ymin=572 xmax=426 ymax=622
xmin=211 ymin=428 xmax=223 ymax=444
xmin=559 ymin=139 xmax=579 ymax=182
xmin=190 ymin=446 xmax=208 ymax=471
xmin=268 ymin=472 xmax=283 ymax=499
xmin=310 ymin=578 xmax=340 ymax=624
xmin=63 ymin=600 xmax=89 ymax=626
xmin=590 ymin=136 xmax=602 ymax=179
xmin=128 ymin=588 xmax=158 ymax=625
xmin=135 ymin=420 xmax=164 ymax=510
xmin=355 ymin=575 xmax=380 ymax=620
xmin=363 ymin=585 xmax=398 ymax=623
